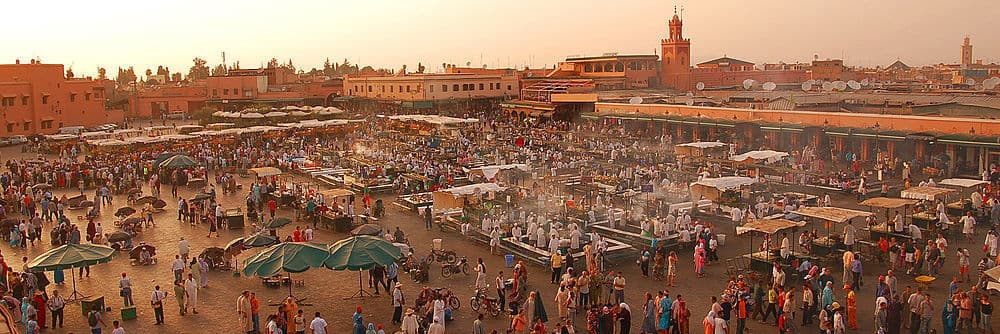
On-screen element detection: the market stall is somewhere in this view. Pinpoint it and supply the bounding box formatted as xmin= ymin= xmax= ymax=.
xmin=674 ymin=141 xmax=729 ymax=162
xmin=318 ymin=188 xmax=355 ymax=232
xmin=736 ymin=218 xmax=808 ymax=273
xmin=793 ymin=206 xmax=873 ymax=256
xmin=432 ymin=182 xmax=505 ymax=218
xmin=689 ymin=176 xmax=755 ymax=209
xmin=730 ymin=150 xmax=789 ymax=164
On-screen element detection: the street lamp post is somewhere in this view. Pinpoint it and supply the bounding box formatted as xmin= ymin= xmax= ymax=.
xmin=874 ymin=122 xmax=880 ymax=155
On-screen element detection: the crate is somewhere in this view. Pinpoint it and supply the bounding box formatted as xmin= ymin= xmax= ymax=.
xmin=120 ymin=306 xmax=137 ymax=320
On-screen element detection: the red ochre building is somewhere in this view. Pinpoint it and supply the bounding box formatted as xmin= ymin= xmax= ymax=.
xmin=0 ymin=60 xmax=121 ymax=135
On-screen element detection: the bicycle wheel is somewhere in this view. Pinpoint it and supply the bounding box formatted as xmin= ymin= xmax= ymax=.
xmin=448 ymin=295 xmax=461 ymax=310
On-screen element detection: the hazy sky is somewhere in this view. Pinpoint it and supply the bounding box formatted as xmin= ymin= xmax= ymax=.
xmin=5 ymin=0 xmax=998 ymax=78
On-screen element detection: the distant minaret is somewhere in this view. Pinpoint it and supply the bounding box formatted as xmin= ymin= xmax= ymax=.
xmin=961 ymin=36 xmax=973 ymax=66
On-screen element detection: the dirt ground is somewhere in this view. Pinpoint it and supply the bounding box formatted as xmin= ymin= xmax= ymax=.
xmin=0 ymin=144 xmax=991 ymax=334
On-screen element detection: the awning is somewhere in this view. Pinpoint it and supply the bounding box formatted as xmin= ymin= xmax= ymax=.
xmin=320 ymin=188 xmax=354 ymax=198
xmin=900 ymin=186 xmax=956 ymax=200
xmin=736 ymin=218 xmax=806 ymax=236
xmin=730 ymin=150 xmax=789 ymax=164
xmin=793 ymin=206 xmax=872 ymax=223
xmin=859 ymin=197 xmax=919 ymax=209
xmin=248 ymin=167 xmax=282 ymax=177
xmin=690 ymin=176 xmax=756 ymax=191
xmin=438 ymin=183 xmax=505 ymax=196
xmin=938 ymin=178 xmax=989 ymax=188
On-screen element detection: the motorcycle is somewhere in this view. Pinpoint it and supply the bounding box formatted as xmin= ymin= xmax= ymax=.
xmin=441 ymin=256 xmax=469 ymax=278
xmin=470 ymin=286 xmax=503 ymax=317
xmin=430 ymin=248 xmax=457 ymax=264
xmin=416 ymin=287 xmax=462 ymax=311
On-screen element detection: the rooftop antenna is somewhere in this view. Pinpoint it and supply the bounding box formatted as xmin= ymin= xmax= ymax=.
xmin=221 ymin=51 xmax=227 ymax=75
xmin=679 ymin=5 xmax=684 ymax=20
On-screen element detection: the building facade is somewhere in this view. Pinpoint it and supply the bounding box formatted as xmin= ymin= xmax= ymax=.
xmin=344 ymin=73 xmax=517 ymax=103
xmin=0 ymin=60 xmax=120 ymax=135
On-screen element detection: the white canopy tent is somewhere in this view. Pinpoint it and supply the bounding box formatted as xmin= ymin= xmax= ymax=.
xmin=730 ymin=150 xmax=789 ymax=164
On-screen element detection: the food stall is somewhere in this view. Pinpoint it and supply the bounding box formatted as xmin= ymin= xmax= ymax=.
xmin=689 ymin=176 xmax=756 ymax=211
xmin=736 ymin=218 xmax=808 ymax=273
xmin=792 ymin=206 xmax=873 ymax=256
xmin=464 ymin=164 xmax=530 ymax=184
xmin=674 ymin=141 xmax=729 ymax=163
xmin=432 ymin=183 xmax=505 ymax=219
xmin=859 ymin=197 xmax=927 ymax=238
xmin=318 ymin=188 xmax=355 ymax=232
xmin=901 ymin=186 xmax=962 ymax=216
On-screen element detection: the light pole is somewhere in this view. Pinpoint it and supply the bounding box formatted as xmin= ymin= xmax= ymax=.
xmin=874 ymin=122 xmax=880 ymax=155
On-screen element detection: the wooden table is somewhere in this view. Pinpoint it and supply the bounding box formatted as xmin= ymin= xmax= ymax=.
xmin=865 ymin=226 xmax=913 ymax=242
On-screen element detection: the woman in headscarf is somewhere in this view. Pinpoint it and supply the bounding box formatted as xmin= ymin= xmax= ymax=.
xmin=20 ymin=297 xmax=30 ymax=324
xmin=198 ymin=257 xmax=209 ymax=288
xmin=523 ymin=292 xmax=537 ymax=333
xmin=702 ymin=311 xmax=716 ymax=334
xmin=599 ymin=306 xmax=614 ymax=334
xmin=282 ymin=297 xmax=299 ymax=334
xmin=658 ymin=292 xmax=673 ymax=333
xmin=30 ymin=291 xmax=45 ymax=329
xmin=617 ymin=303 xmax=632 ymax=334
xmin=845 ymin=284 xmax=857 ymax=329
xmin=694 ymin=245 xmax=706 ymax=278
xmin=822 ymin=281 xmax=834 ymax=310
xmin=641 ymin=293 xmax=656 ymax=334
xmin=941 ymin=298 xmax=957 ymax=334
xmin=365 ymin=323 xmax=377 ymax=334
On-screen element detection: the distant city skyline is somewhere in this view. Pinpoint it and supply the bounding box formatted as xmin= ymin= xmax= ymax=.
xmin=5 ymin=0 xmax=998 ymax=78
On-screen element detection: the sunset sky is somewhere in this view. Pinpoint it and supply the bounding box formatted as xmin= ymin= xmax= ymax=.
xmin=6 ymin=0 xmax=998 ymax=77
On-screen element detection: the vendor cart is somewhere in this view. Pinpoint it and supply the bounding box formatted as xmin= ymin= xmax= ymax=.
xmin=225 ymin=208 xmax=245 ymax=229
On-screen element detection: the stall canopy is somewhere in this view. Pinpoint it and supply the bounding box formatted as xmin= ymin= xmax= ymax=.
xmin=793 ymin=206 xmax=872 ymax=223
xmin=249 ymin=167 xmax=283 ymax=178
xmin=690 ymin=177 xmax=756 ymax=191
xmin=900 ymin=186 xmax=956 ymax=201
xmin=320 ymin=188 xmax=355 ymax=199
xmin=689 ymin=176 xmax=755 ymax=202
xmin=730 ymin=150 xmax=789 ymax=164
xmin=938 ymin=178 xmax=989 ymax=188
xmin=465 ymin=164 xmax=529 ymax=180
xmin=736 ymin=218 xmax=807 ymax=236
xmin=674 ymin=141 xmax=729 ymax=158
xmin=676 ymin=141 xmax=728 ymax=149
xmin=859 ymin=197 xmax=920 ymax=209
xmin=438 ymin=182 xmax=505 ymax=196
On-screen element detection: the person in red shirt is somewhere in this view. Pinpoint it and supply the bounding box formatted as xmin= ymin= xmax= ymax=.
xmin=292 ymin=227 xmax=302 ymax=242
xmin=267 ymin=199 xmax=277 ymax=219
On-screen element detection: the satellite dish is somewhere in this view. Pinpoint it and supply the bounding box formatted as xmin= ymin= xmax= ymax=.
xmin=686 ymin=92 xmax=694 ymax=97
xmin=834 ymin=81 xmax=848 ymax=91
xmin=916 ymin=75 xmax=926 ymax=81
xmin=848 ymin=80 xmax=861 ymax=90
xmin=965 ymin=78 xmax=976 ymax=86
xmin=801 ymin=82 xmax=813 ymax=91
xmin=806 ymin=79 xmax=817 ymax=85
xmin=742 ymin=79 xmax=755 ymax=90
xmin=685 ymin=99 xmax=695 ymax=106
xmin=763 ymin=82 xmax=777 ymax=91
xmin=628 ymin=97 xmax=643 ymax=105
xmin=860 ymin=78 xmax=869 ymax=86
xmin=696 ymin=82 xmax=705 ymax=91
xmin=821 ymin=82 xmax=834 ymax=91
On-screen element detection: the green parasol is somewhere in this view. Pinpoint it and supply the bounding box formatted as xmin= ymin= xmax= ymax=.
xmin=27 ymin=243 xmax=116 ymax=302
xmin=324 ymin=236 xmax=401 ymax=299
xmin=242 ymin=242 xmax=330 ymax=296
xmin=264 ymin=217 xmax=292 ymax=229
xmin=158 ymin=154 xmax=199 ymax=169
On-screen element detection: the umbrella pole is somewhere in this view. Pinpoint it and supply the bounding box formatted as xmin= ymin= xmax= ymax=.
xmin=344 ymin=270 xmax=375 ymax=300
xmin=67 ymin=270 xmax=87 ymax=303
